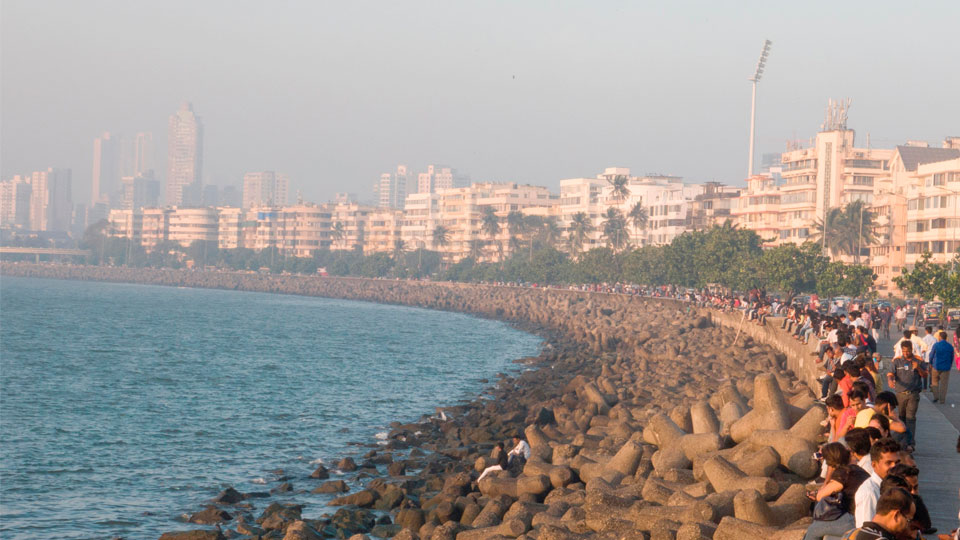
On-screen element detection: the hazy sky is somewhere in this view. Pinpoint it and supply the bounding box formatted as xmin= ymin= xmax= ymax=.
xmin=3 ymin=0 xmax=959 ymax=204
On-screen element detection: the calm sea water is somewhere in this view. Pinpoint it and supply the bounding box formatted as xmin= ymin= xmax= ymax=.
xmin=0 ymin=276 xmax=541 ymax=540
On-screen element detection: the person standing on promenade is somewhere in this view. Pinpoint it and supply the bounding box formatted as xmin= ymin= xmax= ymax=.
xmin=931 ymin=330 xmax=955 ymax=404
xmin=887 ymin=341 xmax=926 ymax=449
xmin=922 ymin=326 xmax=937 ymax=391
xmin=880 ymin=307 xmax=892 ymax=341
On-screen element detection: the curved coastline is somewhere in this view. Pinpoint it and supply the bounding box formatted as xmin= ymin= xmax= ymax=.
xmin=1 ymin=263 xmax=823 ymax=540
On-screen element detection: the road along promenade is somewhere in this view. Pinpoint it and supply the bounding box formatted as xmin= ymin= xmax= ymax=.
xmin=2 ymin=262 xmax=958 ymax=540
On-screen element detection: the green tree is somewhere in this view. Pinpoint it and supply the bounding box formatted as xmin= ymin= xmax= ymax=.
xmin=628 ymin=201 xmax=648 ymax=245
xmin=758 ymin=243 xmax=823 ymax=301
xmin=607 ymin=174 xmax=630 ymax=204
xmin=331 ymin=221 xmax=346 ymax=252
xmin=894 ymin=252 xmax=949 ymax=302
xmin=567 ymin=212 xmax=593 ymax=258
xmin=601 ymin=207 xmax=628 ymax=252
xmin=432 ymin=225 xmax=450 ymax=268
xmin=480 ymin=206 xmax=501 ymax=261
xmin=468 ymin=239 xmax=484 ymax=261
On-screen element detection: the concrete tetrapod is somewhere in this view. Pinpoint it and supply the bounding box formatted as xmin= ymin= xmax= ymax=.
xmin=523 ymin=460 xmax=576 ymax=489
xmin=729 ymin=374 xmax=792 ymax=443
xmin=732 ymin=485 xmax=810 ymax=526
xmin=744 ymin=429 xmax=818 ymax=479
xmin=713 ymin=516 xmax=809 ymax=540
xmin=701 ymin=455 xmax=779 ymax=500
xmin=689 ymin=400 xmax=721 ymax=434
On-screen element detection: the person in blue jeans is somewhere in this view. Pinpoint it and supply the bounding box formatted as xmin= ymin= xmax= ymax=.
xmin=930 ymin=330 xmax=955 ymax=404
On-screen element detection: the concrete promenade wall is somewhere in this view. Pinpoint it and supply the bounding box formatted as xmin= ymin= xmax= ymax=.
xmin=707 ymin=310 xmax=819 ymax=395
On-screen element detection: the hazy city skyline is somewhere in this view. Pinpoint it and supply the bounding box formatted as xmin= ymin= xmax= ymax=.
xmin=2 ymin=0 xmax=958 ymax=205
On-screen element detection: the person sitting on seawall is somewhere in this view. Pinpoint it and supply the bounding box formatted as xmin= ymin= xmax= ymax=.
xmin=803 ymin=442 xmax=869 ymax=540
xmin=840 ymin=486 xmax=917 ymax=540
xmin=886 ymin=463 xmax=935 ymax=536
xmin=853 ymin=438 xmax=902 ymax=529
xmin=507 ymin=433 xmax=530 ymax=473
xmin=477 ymin=442 xmax=509 ymax=482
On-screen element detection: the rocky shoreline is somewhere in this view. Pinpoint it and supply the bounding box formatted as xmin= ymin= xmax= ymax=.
xmin=1 ymin=263 xmax=822 ymax=540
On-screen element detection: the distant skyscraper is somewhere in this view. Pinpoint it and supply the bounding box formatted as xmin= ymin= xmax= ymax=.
xmin=133 ymin=132 xmax=155 ymax=177
xmin=417 ymin=165 xmax=468 ymax=194
xmin=121 ymin=171 xmax=161 ymax=211
xmin=219 ymin=185 xmax=241 ymax=207
xmin=201 ymin=184 xmax=219 ymax=207
xmin=166 ymin=103 xmax=203 ymax=206
xmin=242 ymin=171 xmax=288 ymax=208
xmin=376 ymin=164 xmax=408 ymax=208
xmin=28 ymin=168 xmax=72 ymax=231
xmin=92 ymin=132 xmax=121 ymax=206
xmin=0 ymin=176 xmax=32 ymax=228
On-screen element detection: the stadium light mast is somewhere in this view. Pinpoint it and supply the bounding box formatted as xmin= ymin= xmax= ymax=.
xmin=747 ymin=39 xmax=772 ymax=178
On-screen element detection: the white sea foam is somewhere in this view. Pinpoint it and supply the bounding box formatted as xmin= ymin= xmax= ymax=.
xmin=310 ymin=458 xmax=325 ymax=465
xmin=252 ymin=477 xmax=267 ymax=485
xmin=374 ymin=431 xmax=388 ymax=440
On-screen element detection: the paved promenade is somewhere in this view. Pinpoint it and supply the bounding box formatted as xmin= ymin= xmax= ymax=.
xmin=877 ymin=334 xmax=959 ymax=538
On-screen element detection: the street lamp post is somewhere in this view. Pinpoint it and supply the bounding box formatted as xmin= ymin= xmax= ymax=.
xmin=747 ymin=40 xmax=772 ymax=178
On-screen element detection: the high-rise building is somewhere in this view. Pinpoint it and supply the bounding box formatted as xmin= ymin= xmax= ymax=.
xmin=92 ymin=132 xmax=121 ymax=206
xmin=219 ymin=185 xmax=241 ymax=208
xmin=242 ymin=171 xmax=289 ymax=208
xmin=120 ymin=171 xmax=161 ymax=211
xmin=375 ymin=164 xmax=409 ymax=208
xmin=0 ymin=176 xmax=33 ymax=228
xmin=166 ymin=103 xmax=203 ymax=206
xmin=27 ymin=168 xmax=72 ymax=231
xmin=133 ymin=132 xmax=154 ymax=177
xmin=417 ymin=165 xmax=469 ymax=194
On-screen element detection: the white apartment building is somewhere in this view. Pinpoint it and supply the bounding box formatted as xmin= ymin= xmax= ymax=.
xmin=107 ymin=209 xmax=143 ymax=242
xmin=141 ymin=208 xmax=170 ymax=249
xmin=276 ymin=204 xmax=333 ymax=257
xmin=401 ymin=192 xmax=440 ymax=253
xmin=167 ymin=207 xmax=218 ymax=247
xmin=217 ymin=207 xmax=243 ymax=250
xmin=556 ymin=168 xmax=701 ymax=249
xmin=365 ymin=207 xmax=404 ymax=255
xmin=905 ymin=157 xmax=960 ymax=266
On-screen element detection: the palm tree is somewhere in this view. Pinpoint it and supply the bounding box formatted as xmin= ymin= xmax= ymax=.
xmin=628 ymin=201 xmax=648 ymax=246
xmin=812 ymin=202 xmax=876 ymax=262
xmin=432 ymin=225 xmax=450 ymax=262
xmin=331 ymin=221 xmax=346 ymax=252
xmin=481 ymin=206 xmax=501 ymax=261
xmin=567 ymin=212 xmax=593 ymax=258
xmin=391 ymin=238 xmax=407 ymax=261
xmin=602 ymin=207 xmax=628 ymax=252
xmin=539 ymin=218 xmax=562 ymax=249
xmin=607 ymin=174 xmax=630 ymax=205
xmin=843 ymin=200 xmax=876 ymax=264
xmin=522 ymin=215 xmax=544 ymax=260
xmin=506 ymin=211 xmax=525 ymax=257
xmin=468 ymin=239 xmax=484 ymax=260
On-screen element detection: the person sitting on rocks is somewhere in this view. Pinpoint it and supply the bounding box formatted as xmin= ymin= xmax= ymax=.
xmin=477 ymin=442 xmax=509 ymax=482
xmin=803 ymin=442 xmax=868 ymax=540
xmin=870 ymin=392 xmax=908 ymax=447
xmin=506 ymin=434 xmax=530 ymax=473
xmin=825 ymin=394 xmax=847 ymax=443
xmin=844 ymin=428 xmax=874 ymax=476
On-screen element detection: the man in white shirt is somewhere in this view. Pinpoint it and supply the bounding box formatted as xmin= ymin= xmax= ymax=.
xmin=507 ymin=434 xmax=530 ymax=471
xmin=854 ymin=438 xmax=902 ymax=527
xmin=892 ymin=328 xmax=927 ymax=360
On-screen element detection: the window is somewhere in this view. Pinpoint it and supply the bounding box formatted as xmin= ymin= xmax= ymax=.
xmin=851 ymin=176 xmax=874 ymax=186
xmin=931 ymin=218 xmax=947 ymax=229
xmin=846 ymin=159 xmax=887 ymax=170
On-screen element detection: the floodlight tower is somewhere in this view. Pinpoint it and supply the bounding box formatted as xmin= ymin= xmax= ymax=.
xmin=747 ymin=39 xmax=772 ymax=178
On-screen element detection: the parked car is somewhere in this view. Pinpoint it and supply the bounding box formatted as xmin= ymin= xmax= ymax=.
xmin=946 ymin=309 xmax=960 ymax=331
xmin=922 ymin=302 xmax=944 ymax=327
